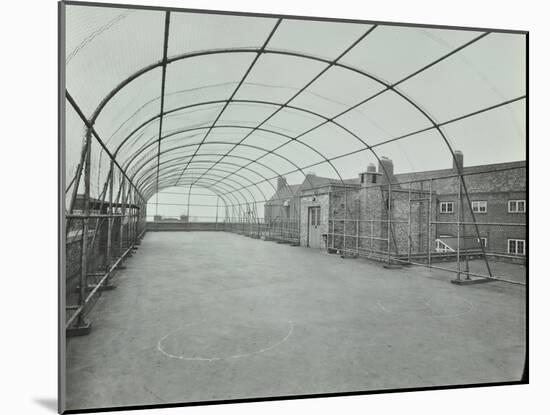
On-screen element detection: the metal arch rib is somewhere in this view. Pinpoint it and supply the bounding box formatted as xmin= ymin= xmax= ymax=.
xmin=136 ymin=156 xmax=304 ymax=219
xmin=87 ymin=31 xmax=491 ymax=192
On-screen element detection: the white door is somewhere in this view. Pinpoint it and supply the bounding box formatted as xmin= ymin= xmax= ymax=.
xmin=308 ymin=206 xmax=321 ymax=248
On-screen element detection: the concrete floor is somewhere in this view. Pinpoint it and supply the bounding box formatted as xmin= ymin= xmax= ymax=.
xmin=66 ymin=232 xmax=526 ymax=411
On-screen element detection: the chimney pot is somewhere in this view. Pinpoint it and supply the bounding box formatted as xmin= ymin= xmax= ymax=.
xmin=378 ymin=156 xmax=394 ymax=181
xmin=277 ymin=176 xmax=287 ymax=191
xmin=453 ymin=150 xmax=464 ymax=171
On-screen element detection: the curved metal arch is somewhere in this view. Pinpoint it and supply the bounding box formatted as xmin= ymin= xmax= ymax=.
xmin=148 ymin=165 xmax=301 ymax=221
xmin=121 ymin=124 xmax=297 ymax=176
xmin=144 ymin=174 xmax=242 ymax=205
xmin=138 ymin=164 xmax=265 ymax=208
xmin=90 ymin=38 xmax=489 ymax=174
xmin=116 ymin=124 xmax=356 ymax=217
xmin=143 ymin=184 xmax=234 ymax=216
xmin=138 ymin=156 xmax=303 ymax=219
xmin=105 ymin=97 xmax=374 ymax=218
xmin=107 ymin=98 xmax=365 ymax=219
xmin=139 ymin=160 xmax=270 ymax=199
xmin=140 ymin=167 xmax=249 ymax=202
xmin=105 ymin=92 xmax=361 ymax=202
xmin=84 ymin=33 xmax=495 ymax=224
xmin=127 ymin=141 xmax=336 ymax=218
xmin=138 ymin=158 xmax=280 ymax=207
xmin=150 ymin=156 xmax=272 ymax=185
xmin=136 ymin=152 xmax=300 ymax=217
xmin=127 ymin=129 xmax=317 ymax=178
xmin=130 ymin=147 xmax=290 ymax=196
xmin=143 ymin=174 xmax=250 ymax=211
xmin=125 ymin=133 xmax=329 ymax=188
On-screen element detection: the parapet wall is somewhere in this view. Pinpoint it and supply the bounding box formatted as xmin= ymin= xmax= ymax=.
xmin=147 ymin=221 xmax=224 ymax=232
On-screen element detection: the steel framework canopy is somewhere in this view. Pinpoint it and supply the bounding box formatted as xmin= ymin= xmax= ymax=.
xmin=63 ymin=2 xmax=526 ymax=219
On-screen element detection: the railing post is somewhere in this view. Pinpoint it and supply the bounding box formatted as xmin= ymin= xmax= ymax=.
xmin=119 ymin=178 xmax=126 ymax=257
xmin=356 ymin=218 xmax=359 ymax=255
xmin=343 ymin=189 xmax=347 ymax=257
xmin=408 ymin=183 xmax=412 ymax=262
xmin=69 ymin=129 xmax=92 ymax=336
xmin=456 ymin=175 xmax=462 ymax=280
xmin=428 ymin=179 xmax=433 ymax=265
xmin=106 ymin=161 xmax=114 ymax=267
xmin=387 ymin=182 xmax=392 ymax=266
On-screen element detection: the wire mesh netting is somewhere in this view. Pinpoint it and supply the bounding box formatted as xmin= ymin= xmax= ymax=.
xmin=64 ymin=3 xmax=527 ymax=328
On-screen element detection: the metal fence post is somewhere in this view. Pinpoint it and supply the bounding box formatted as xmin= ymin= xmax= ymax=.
xmin=408 ymin=184 xmax=412 ymax=262
xmin=387 ymin=182 xmax=392 ymax=265
xmin=456 ymin=175 xmax=462 ymax=280
xmin=428 ymin=179 xmax=433 ymax=265
xmin=71 ymin=129 xmax=92 ymax=335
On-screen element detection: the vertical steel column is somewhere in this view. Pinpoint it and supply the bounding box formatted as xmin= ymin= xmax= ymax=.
xmin=77 ymin=129 xmax=92 ymax=327
xmin=408 ymin=184 xmax=412 ymax=262
xmin=331 ymin=214 xmax=335 ymax=250
xmin=355 ymin=218 xmax=359 ymax=255
xmin=215 ymin=196 xmax=219 ymax=231
xmin=370 ymin=219 xmax=374 ymax=255
xmin=387 ymin=183 xmax=392 ymax=265
xmin=187 ymin=186 xmax=192 ymax=221
xmin=456 ymin=176 xmax=462 ymax=280
xmin=119 ymin=178 xmax=126 ymax=255
xmin=68 ymin=141 xmax=87 ymax=215
xmin=127 ymin=190 xmax=132 ymax=247
xmin=130 ymin=191 xmax=135 ymax=246
xmin=428 ymin=179 xmax=433 ymax=265
xmin=154 ymin=11 xmax=171 ymax=216
xmin=106 ymin=160 xmax=114 ymax=271
xmin=343 ymin=189 xmax=347 ymax=256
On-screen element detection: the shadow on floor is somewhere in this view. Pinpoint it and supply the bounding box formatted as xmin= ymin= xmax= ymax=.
xmin=34 ymin=398 xmax=57 ymax=413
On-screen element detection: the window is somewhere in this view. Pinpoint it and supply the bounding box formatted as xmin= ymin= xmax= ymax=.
xmin=440 ymin=202 xmax=454 ymax=213
xmin=508 ymin=200 xmax=526 ymax=213
xmin=477 ymin=237 xmax=487 ymax=248
xmin=310 ymin=206 xmax=320 ymax=226
xmin=472 ymin=200 xmax=487 ymax=213
xmin=371 ymin=175 xmax=377 ymax=184
xmin=508 ymin=239 xmax=525 ymax=255
xmin=360 ymin=174 xmax=365 ymax=184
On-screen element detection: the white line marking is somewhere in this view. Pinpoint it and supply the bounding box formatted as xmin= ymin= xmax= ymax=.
xmin=157 ymin=320 xmax=294 ymax=362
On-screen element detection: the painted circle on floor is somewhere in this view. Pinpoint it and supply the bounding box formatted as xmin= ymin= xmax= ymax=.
xmin=157 ymin=319 xmax=294 ymax=361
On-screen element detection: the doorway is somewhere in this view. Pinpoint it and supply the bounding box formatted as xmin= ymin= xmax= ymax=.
xmin=308 ymin=206 xmax=321 ymax=248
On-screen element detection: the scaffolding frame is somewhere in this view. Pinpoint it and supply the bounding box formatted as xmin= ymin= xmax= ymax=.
xmin=63 ymin=4 xmax=527 ymax=335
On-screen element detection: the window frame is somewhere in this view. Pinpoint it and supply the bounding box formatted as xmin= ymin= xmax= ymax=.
xmin=508 ymin=238 xmax=526 ymax=255
xmin=477 ymin=237 xmax=487 ymax=248
xmin=310 ymin=206 xmax=320 ymax=226
xmin=439 ymin=201 xmax=454 ymax=214
xmin=508 ymin=199 xmax=526 ymax=213
xmin=472 ymin=200 xmax=487 ymax=213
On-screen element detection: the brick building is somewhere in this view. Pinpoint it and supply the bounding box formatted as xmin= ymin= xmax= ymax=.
xmin=264 ymin=152 xmax=526 ymax=263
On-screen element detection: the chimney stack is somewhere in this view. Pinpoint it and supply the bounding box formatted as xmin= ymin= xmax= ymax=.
xmin=361 ymin=162 xmax=382 ymax=187
xmin=277 ymin=176 xmax=287 ymax=191
xmin=378 ymin=156 xmax=394 ymax=184
xmin=453 ymin=150 xmax=464 ymax=171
